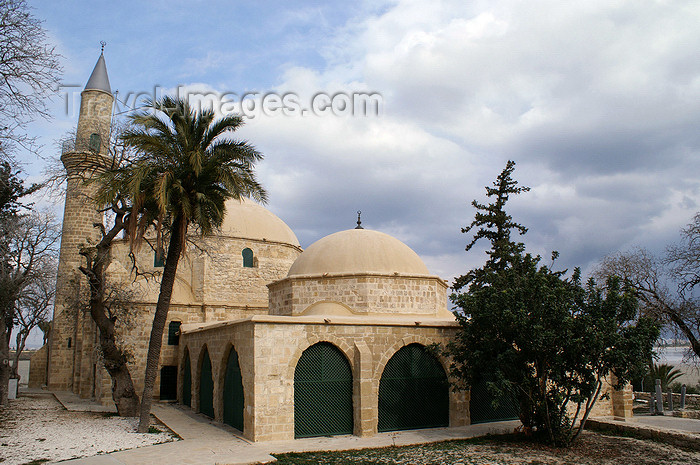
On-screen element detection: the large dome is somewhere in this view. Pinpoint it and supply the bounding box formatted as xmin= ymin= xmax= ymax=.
xmin=219 ymin=198 xmax=299 ymax=246
xmin=287 ymin=228 xmax=430 ymax=277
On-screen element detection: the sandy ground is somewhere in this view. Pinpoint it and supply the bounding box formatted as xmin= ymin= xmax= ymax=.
xmin=0 ymin=392 xmax=175 ymax=465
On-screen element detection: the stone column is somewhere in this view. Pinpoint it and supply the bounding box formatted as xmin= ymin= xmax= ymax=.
xmin=353 ymin=341 xmax=375 ymax=437
xmin=611 ymin=374 xmax=634 ymax=421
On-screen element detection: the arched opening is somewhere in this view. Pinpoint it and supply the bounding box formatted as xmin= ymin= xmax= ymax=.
xmin=378 ymin=343 xmax=449 ymax=432
xmin=223 ymin=346 xmax=244 ymax=432
xmin=242 ymin=248 xmax=254 ymax=268
xmin=199 ymin=347 xmax=214 ymax=418
xmin=89 ymin=133 xmax=101 ymax=152
xmin=294 ymin=342 xmax=353 ymax=438
xmin=182 ymin=349 xmax=191 ymax=407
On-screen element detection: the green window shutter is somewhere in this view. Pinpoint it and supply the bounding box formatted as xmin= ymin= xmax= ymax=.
xmin=154 ymin=247 xmax=165 ymax=267
xmin=242 ymin=248 xmax=254 ymax=268
xmin=294 ymin=342 xmax=353 ymax=438
xmin=378 ymin=344 xmax=449 ymax=432
xmin=223 ymin=347 xmax=245 ymax=432
xmin=168 ymin=321 xmax=181 ymax=345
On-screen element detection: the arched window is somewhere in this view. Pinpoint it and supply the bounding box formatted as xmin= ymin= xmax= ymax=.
xmin=89 ymin=133 xmax=101 ymax=152
xmin=242 ymin=248 xmax=254 ymax=268
xmin=154 ymin=247 xmax=165 ymax=267
xmin=168 ymin=321 xmax=181 ymax=345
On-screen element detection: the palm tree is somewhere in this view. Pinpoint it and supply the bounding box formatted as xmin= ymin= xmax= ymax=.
xmin=646 ymin=363 xmax=684 ymax=391
xmin=97 ymin=96 xmax=267 ymax=432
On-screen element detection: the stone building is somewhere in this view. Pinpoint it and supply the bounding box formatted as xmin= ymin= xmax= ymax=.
xmin=31 ymin=51 xmax=629 ymax=442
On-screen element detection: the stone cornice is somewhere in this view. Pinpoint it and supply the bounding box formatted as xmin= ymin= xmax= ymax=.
xmin=268 ymin=272 xmax=449 ymax=289
xmin=181 ymin=314 xmax=458 ymax=334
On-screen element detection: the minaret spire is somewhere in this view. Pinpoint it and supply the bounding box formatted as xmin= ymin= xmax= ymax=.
xmin=84 ymin=43 xmax=111 ymax=93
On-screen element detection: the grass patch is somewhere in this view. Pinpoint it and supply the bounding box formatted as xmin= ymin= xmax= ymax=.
xmin=273 ymin=434 xmax=524 ymax=464
xmin=148 ymin=426 xmax=162 ymax=434
xmin=20 ymin=459 xmax=50 ymax=465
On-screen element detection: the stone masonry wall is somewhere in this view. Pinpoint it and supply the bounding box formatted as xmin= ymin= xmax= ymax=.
xmin=90 ymin=301 xmax=264 ymax=406
xmin=268 ymin=275 xmax=448 ymax=316
xmin=107 ymin=236 xmax=300 ymax=308
xmin=67 ymin=231 xmax=299 ymax=405
xmin=198 ymin=237 xmax=301 ymax=306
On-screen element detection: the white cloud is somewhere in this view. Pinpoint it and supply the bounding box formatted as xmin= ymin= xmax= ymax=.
xmin=236 ymin=0 xmax=700 ymax=276
xmin=33 ymin=0 xmax=700 ymax=283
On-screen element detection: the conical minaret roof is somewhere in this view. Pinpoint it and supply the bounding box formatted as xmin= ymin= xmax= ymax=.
xmin=84 ymin=52 xmax=111 ymax=93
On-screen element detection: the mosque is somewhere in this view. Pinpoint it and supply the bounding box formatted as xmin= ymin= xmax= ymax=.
xmin=29 ymin=52 xmax=629 ymax=442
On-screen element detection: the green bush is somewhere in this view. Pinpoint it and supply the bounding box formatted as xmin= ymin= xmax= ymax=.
xmin=670 ymin=382 xmax=700 ymax=395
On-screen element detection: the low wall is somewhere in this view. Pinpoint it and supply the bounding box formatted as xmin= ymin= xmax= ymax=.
xmin=634 ymin=391 xmax=700 ymax=409
xmin=586 ymin=418 xmax=700 ymax=451
xmin=28 ymin=346 xmax=48 ymax=388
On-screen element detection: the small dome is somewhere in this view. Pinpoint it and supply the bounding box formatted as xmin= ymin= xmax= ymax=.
xmin=219 ymin=198 xmax=300 ymax=246
xmin=287 ymin=228 xmax=430 ymax=277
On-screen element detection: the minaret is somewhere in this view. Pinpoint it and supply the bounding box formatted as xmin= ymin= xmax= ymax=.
xmin=47 ymin=49 xmax=114 ymax=391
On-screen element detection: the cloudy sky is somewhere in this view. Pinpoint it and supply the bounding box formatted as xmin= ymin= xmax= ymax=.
xmin=22 ymin=0 xmax=700 ymax=284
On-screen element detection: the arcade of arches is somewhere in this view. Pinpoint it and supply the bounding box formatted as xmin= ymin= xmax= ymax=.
xmin=180 ymin=322 xmax=468 ymax=441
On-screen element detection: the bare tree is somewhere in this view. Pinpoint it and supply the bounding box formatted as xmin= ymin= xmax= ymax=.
xmin=667 ymin=213 xmax=700 ymax=295
xmin=77 ymin=199 xmax=141 ymax=416
xmin=10 ymin=257 xmax=55 ymax=379
xmin=44 ymin=122 xmax=145 ymax=415
xmin=596 ymin=213 xmax=700 ymax=360
xmin=0 ymin=211 xmax=59 ymax=404
xmin=0 ymin=0 xmax=62 ymax=158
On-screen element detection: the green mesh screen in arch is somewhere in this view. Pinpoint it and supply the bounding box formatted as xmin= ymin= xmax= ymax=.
xmin=294 ymin=342 xmax=353 ymax=438
xmin=378 ymin=343 xmax=449 ymax=432
xmin=469 ymin=377 xmax=519 ymax=424
xmin=199 ymin=348 xmax=214 ymax=418
xmin=223 ymin=347 xmax=245 ymax=432
xmin=182 ymin=350 xmax=191 ymax=407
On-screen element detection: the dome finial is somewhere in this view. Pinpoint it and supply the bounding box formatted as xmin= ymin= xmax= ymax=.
xmin=355 ymin=210 xmax=363 ymax=229
xmin=100 ymin=40 xmax=106 ymax=55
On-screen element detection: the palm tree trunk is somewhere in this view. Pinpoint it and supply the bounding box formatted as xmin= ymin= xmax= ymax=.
xmin=137 ymin=216 xmax=185 ymax=432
